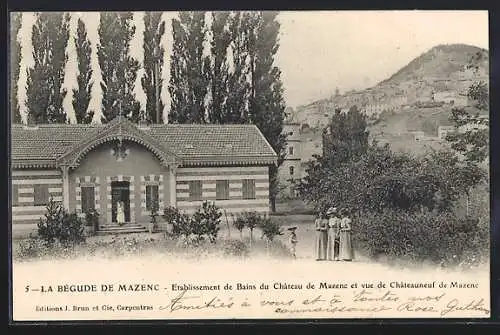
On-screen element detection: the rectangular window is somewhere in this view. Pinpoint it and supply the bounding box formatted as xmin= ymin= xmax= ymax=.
xmin=81 ymin=186 xmax=95 ymax=212
xmin=289 ymin=166 xmax=295 ymax=176
xmin=189 ymin=181 xmax=202 ymax=201
xmin=34 ymin=184 xmax=49 ymax=206
xmin=216 ymin=180 xmax=229 ymax=200
xmin=242 ymin=179 xmax=256 ymax=200
xmin=12 ymin=185 xmax=19 ymax=207
xmin=146 ymin=184 xmax=159 ymax=211
xmin=289 ymin=146 xmax=294 ymax=155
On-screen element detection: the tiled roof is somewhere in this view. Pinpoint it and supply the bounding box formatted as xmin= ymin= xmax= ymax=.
xmin=11 ymin=119 xmax=277 ymax=168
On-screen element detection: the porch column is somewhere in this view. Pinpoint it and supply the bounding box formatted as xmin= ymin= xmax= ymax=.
xmin=62 ymin=166 xmax=70 ymax=210
xmin=169 ymin=165 xmax=176 ymax=207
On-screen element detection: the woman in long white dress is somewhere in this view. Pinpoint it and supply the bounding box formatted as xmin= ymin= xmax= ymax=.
xmin=339 ymin=209 xmax=354 ymax=261
xmin=116 ymin=201 xmax=125 ymax=225
xmin=326 ymin=207 xmax=340 ymax=261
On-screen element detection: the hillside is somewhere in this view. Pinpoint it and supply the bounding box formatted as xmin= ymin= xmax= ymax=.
xmin=379 ymin=44 xmax=489 ymax=85
xmin=291 ymin=43 xmax=489 ymax=131
xmin=289 ymin=43 xmax=489 ymax=156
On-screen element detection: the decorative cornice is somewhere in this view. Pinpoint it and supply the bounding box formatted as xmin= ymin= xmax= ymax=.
xmin=11 ymin=160 xmax=57 ymax=169
xmin=56 ymin=117 xmax=179 ymax=169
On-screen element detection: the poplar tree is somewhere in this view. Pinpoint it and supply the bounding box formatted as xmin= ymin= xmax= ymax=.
xmin=224 ymin=12 xmax=251 ymax=124
xmin=98 ymin=12 xmax=141 ymax=123
xmin=26 ymin=12 xmax=70 ymax=124
xmin=11 ymin=13 xmax=22 ymax=124
xmin=207 ymin=11 xmax=231 ymax=123
xmin=168 ymin=12 xmax=210 ymax=123
xmin=72 ymin=18 xmax=94 ymax=124
xmin=246 ymin=11 xmax=287 ymax=212
xmin=141 ymin=12 xmax=165 ymax=124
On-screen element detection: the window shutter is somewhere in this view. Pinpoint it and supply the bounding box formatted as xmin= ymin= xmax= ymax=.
xmin=216 ymin=180 xmax=229 ymax=200
xmin=146 ymin=185 xmax=159 ymax=211
xmin=189 ymin=181 xmax=202 ymax=201
xmin=242 ymin=179 xmax=256 ymax=199
xmin=34 ymin=185 xmax=49 ymax=206
xmin=81 ymin=186 xmax=95 ymax=212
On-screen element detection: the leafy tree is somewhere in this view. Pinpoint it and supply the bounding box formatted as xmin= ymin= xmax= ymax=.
xmin=72 ymin=18 xmax=94 ymax=124
xmin=98 ymin=12 xmax=141 ymax=123
xmin=468 ymin=81 xmax=488 ymax=111
xmin=225 ymin=11 xmax=250 ymax=123
xmin=168 ymin=12 xmax=210 ymax=123
xmin=322 ymin=106 xmax=369 ymax=166
xmin=141 ymin=12 xmax=165 ymax=124
xmin=26 ymin=12 xmax=70 ymax=124
xmin=207 ymin=11 xmax=231 ymax=123
xmin=10 ymin=13 xmax=22 ymax=124
xmin=246 ymin=11 xmax=287 ymax=212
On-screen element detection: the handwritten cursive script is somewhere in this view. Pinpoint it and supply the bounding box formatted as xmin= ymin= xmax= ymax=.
xmin=440 ymin=298 xmax=490 ymax=316
xmin=156 ymin=289 xmax=489 ymax=317
xmin=158 ymin=290 xmax=235 ymax=313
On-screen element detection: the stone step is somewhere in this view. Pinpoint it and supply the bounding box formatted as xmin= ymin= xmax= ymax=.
xmin=99 ymin=223 xmax=144 ymax=228
xmin=95 ymin=229 xmax=148 ymax=236
xmin=96 ymin=226 xmax=148 ymax=236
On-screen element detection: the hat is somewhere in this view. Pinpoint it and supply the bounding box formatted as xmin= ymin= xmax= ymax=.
xmin=326 ymin=207 xmax=337 ymax=215
xmin=287 ymin=226 xmax=297 ymax=231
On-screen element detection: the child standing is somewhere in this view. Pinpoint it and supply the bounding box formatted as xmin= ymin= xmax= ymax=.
xmin=288 ymin=227 xmax=298 ymax=259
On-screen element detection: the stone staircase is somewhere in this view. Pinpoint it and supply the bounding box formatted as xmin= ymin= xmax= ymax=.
xmin=96 ymin=222 xmax=148 ymax=236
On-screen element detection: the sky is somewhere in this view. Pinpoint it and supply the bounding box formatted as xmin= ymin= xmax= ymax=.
xmin=15 ymin=11 xmax=488 ymax=123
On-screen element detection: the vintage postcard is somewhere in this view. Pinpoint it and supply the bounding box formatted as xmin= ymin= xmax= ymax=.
xmin=9 ymin=10 xmax=490 ymax=321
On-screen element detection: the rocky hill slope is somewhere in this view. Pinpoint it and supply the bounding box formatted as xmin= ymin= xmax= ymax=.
xmin=290 ymin=44 xmax=489 ymax=158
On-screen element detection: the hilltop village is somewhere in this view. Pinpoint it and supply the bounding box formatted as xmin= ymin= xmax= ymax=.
xmin=277 ymin=44 xmax=489 ymax=198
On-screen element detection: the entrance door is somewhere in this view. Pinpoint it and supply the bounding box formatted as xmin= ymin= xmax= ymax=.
xmin=111 ymin=181 xmax=131 ymax=223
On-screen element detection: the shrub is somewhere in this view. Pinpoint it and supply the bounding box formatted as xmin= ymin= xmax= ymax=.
xmin=233 ymin=215 xmax=246 ymax=240
xmin=163 ymin=206 xmax=190 ymax=237
xmin=58 ymin=212 xmax=86 ymax=246
xmin=37 ymin=198 xmax=86 ymax=247
xmin=163 ymin=202 xmax=222 ymax=244
xmin=353 ymin=208 xmax=489 ymax=267
xmin=241 ymin=211 xmax=263 ymax=242
xmin=84 ymin=209 xmax=100 ymax=232
xmin=223 ymin=239 xmax=250 ymax=258
xmin=259 ymin=218 xmax=283 ymax=242
xmin=149 ymin=199 xmax=159 ymax=232
xmin=192 ymin=201 xmax=222 ymax=243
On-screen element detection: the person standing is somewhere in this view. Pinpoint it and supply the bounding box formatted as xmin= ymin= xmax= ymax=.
xmin=326 ymin=207 xmax=340 ymax=261
xmin=314 ymin=213 xmax=328 ymax=261
xmin=288 ymin=227 xmax=298 ymax=259
xmin=339 ymin=208 xmax=354 ymax=261
xmin=116 ymin=201 xmax=125 ymax=226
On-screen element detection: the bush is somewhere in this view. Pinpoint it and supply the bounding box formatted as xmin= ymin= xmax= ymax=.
xmin=163 ymin=206 xmax=190 ymax=237
xmin=192 ymin=201 xmax=222 ymax=243
xmin=58 ymin=212 xmax=86 ymax=246
xmin=149 ymin=199 xmax=159 ymax=233
xmin=233 ymin=215 xmax=246 ymax=239
xmin=259 ymin=218 xmax=283 ymax=242
xmin=84 ymin=209 xmax=100 ymax=230
xmin=163 ymin=202 xmax=222 ymax=244
xmin=223 ymin=239 xmax=250 ymax=258
xmin=354 ymin=208 xmax=489 ymax=267
xmin=37 ymin=198 xmax=86 ymax=247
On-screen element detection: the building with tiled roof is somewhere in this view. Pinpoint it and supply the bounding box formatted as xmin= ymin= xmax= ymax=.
xmin=11 ymin=117 xmax=277 ymax=236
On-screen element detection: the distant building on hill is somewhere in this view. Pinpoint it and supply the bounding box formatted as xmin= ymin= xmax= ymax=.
xmin=278 ymin=122 xmax=302 ymax=198
xmin=438 ymin=125 xmax=455 ymax=139
xmin=433 ymin=91 xmax=468 ymax=106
